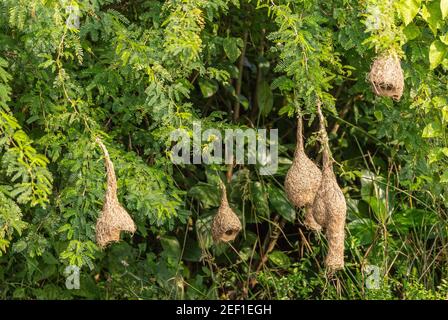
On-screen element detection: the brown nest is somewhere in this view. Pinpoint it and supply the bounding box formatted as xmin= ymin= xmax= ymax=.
xmin=211 ymin=181 xmax=242 ymax=243
xmin=95 ymin=138 xmax=136 ymax=249
xmin=368 ymin=55 xmax=404 ymax=101
xmin=284 ymin=116 xmax=322 ymax=231
xmin=284 ymin=116 xmax=322 ymax=208
xmin=308 ymin=103 xmax=347 ymax=271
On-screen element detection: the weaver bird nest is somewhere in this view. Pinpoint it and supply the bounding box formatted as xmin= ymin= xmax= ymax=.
xmin=284 ymin=103 xmax=347 ymax=271
xmin=284 ymin=116 xmax=322 ymax=232
xmin=211 ymin=181 xmax=242 ymax=243
xmin=307 ymin=104 xmax=347 ymax=271
xmin=368 ymin=55 xmax=404 ymax=101
xmin=95 ymin=138 xmax=136 ymax=249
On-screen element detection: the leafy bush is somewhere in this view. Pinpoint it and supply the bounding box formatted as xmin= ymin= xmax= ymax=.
xmin=0 ymin=0 xmax=447 ymax=299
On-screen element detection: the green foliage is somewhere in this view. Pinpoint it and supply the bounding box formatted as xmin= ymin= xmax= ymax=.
xmin=0 ymin=0 xmax=447 ymax=300
xmin=0 ymin=190 xmax=27 ymax=254
xmin=363 ymin=0 xmax=405 ymax=55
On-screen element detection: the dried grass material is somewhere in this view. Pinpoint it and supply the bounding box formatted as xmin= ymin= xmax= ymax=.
xmin=368 ymin=55 xmax=404 ymax=101
xmin=304 ymin=205 xmax=322 ymax=232
xmin=309 ymin=104 xmax=347 ymax=271
xmin=211 ymin=182 xmax=242 ymax=243
xmin=95 ymin=138 xmax=136 ymax=249
xmin=284 ymin=116 xmax=322 ymax=209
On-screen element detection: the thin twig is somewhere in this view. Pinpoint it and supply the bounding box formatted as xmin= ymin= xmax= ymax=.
xmin=233 ymin=31 xmax=248 ymax=122
xmin=255 ymin=216 xmax=286 ymax=273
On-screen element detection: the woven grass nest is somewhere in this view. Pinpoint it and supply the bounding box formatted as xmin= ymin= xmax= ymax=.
xmin=95 ymin=138 xmax=136 ymax=249
xmin=368 ymin=55 xmax=404 ymax=101
xmin=284 ymin=116 xmax=322 ymax=231
xmin=307 ymin=104 xmax=347 ymax=272
xmin=211 ymin=181 xmax=242 ymax=243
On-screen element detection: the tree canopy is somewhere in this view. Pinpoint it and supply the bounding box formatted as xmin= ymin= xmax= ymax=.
xmin=0 ymin=0 xmax=447 ymax=299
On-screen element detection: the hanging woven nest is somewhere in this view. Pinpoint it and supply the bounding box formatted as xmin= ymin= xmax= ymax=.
xmin=368 ymin=54 xmax=404 ymax=101
xmin=284 ymin=116 xmax=322 ymax=231
xmin=284 ymin=116 xmax=322 ymax=207
xmin=308 ymin=103 xmax=347 ymax=271
xmin=211 ymin=181 xmax=242 ymax=243
xmin=95 ymin=138 xmax=136 ymax=249
xmin=304 ymin=204 xmax=322 ymax=232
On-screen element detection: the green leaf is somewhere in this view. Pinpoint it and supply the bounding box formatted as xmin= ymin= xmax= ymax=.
xmin=440 ymin=34 xmax=448 ymax=46
xmin=429 ymin=40 xmax=447 ymax=70
xmin=442 ymin=147 xmax=448 ymax=157
xmin=257 ymin=80 xmax=274 ymax=117
xmin=196 ymin=213 xmax=214 ymax=250
xmin=268 ymin=185 xmax=295 ymax=222
xmin=348 ymin=218 xmax=377 ymax=246
xmin=13 ymin=288 xmax=26 ymax=299
xmin=188 ymin=182 xmax=221 ymax=208
xmin=251 ymin=182 xmax=270 ymax=220
xmin=441 ymin=0 xmax=448 ymax=19
xmin=238 ymin=94 xmax=249 ymax=110
xmin=182 ymin=238 xmax=202 ymax=262
xmin=223 ymin=37 xmax=241 ymax=63
xmin=374 ymin=111 xmax=383 ymax=121
xmin=198 ymin=79 xmax=218 ymax=98
xmin=397 ymin=0 xmax=421 ymax=25
xmin=442 ymin=106 xmax=448 ymax=122
xmin=12 ymin=240 xmax=27 ymax=253
xmin=403 ymin=24 xmax=421 ymax=41
xmin=422 ymin=122 xmax=442 ymax=138
xmin=0 ymin=239 xmax=10 ymax=253
xmin=160 ymin=236 xmax=181 ymax=260
xmin=42 ymin=252 xmax=59 ymax=265
xmin=392 ymin=209 xmax=439 ymax=236
xmin=428 ymin=148 xmax=446 ymax=164
xmin=26 ymin=115 xmax=40 ymax=124
xmin=268 ymin=250 xmax=291 ymax=268
xmin=440 ymin=171 xmax=448 ymax=183
xmin=421 ymin=1 xmax=443 ymax=33
xmin=360 ymin=170 xmax=390 ymax=223
xmin=434 ymin=147 xmax=448 ymax=160
xmin=205 ymin=168 xmax=224 ymax=187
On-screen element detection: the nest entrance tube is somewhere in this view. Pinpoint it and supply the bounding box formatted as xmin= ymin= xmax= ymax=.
xmin=211 ymin=181 xmax=242 ymax=243
xmin=308 ymin=103 xmax=347 ymax=271
xmin=368 ymin=55 xmax=404 ymax=101
xmin=95 ymin=138 xmax=136 ymax=249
